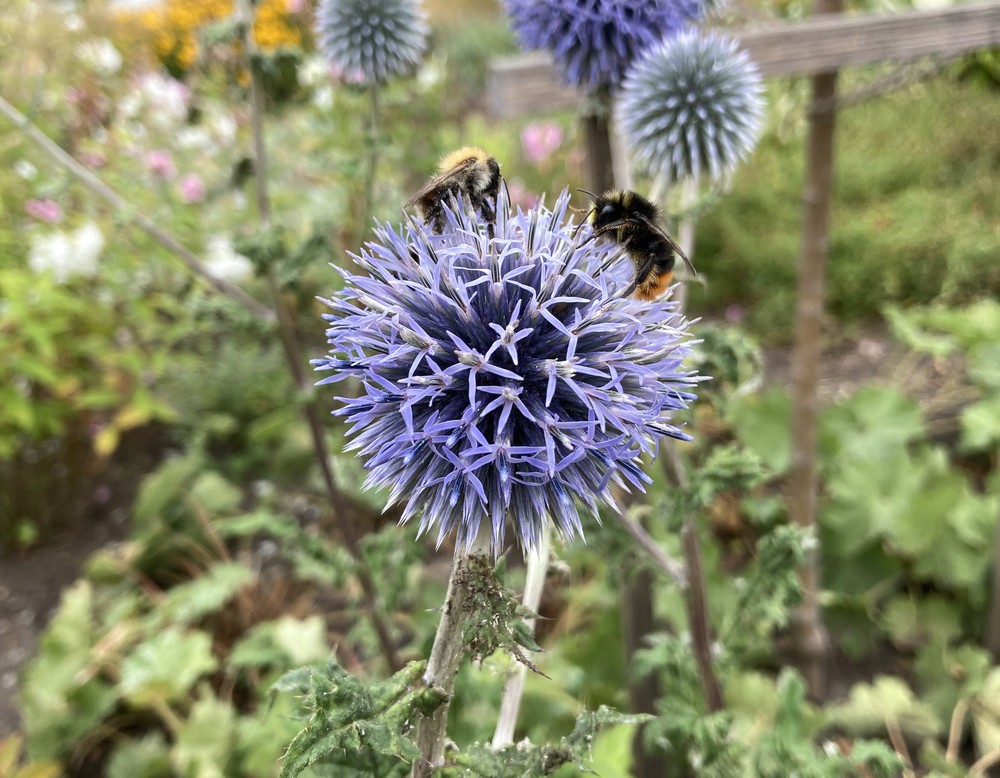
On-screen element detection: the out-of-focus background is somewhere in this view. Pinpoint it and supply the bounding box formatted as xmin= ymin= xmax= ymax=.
xmin=1 ymin=0 xmax=999 ymax=775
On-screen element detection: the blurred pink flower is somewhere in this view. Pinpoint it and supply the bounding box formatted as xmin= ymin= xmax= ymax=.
xmin=725 ymin=305 xmax=744 ymax=324
xmin=521 ymin=121 xmax=563 ymax=165
xmin=25 ymin=198 xmax=64 ymax=223
xmin=78 ymin=151 xmax=108 ymax=168
xmin=145 ymin=149 xmax=175 ymax=178
xmin=286 ymin=0 xmax=306 ymax=11
xmin=178 ymin=173 xmax=206 ymax=203
xmin=504 ymin=179 xmax=537 ymax=211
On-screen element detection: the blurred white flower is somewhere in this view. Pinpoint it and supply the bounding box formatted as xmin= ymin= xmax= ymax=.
xmin=205 ymin=235 xmax=253 ymax=282
xmin=298 ymin=55 xmax=331 ymax=88
xmin=14 ymin=160 xmax=37 ymax=180
xmin=208 ymin=113 xmax=237 ymax=146
xmin=176 ymin=126 xmax=214 ymax=152
xmin=76 ymin=38 xmax=123 ymax=76
xmin=416 ymin=54 xmax=445 ymax=91
xmin=312 ymin=85 xmax=334 ymax=110
xmin=29 ymin=222 xmax=104 ymax=282
xmin=128 ymin=72 xmax=190 ymax=129
xmin=63 ymin=13 xmax=84 ymax=32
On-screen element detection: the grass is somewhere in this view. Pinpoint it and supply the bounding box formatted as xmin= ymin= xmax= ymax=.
xmin=689 ymin=75 xmax=1000 ymax=343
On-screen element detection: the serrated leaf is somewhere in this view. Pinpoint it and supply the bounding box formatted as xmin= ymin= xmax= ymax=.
xmin=172 ymin=693 xmax=236 ymax=778
xmin=230 ymin=616 xmax=329 ymax=669
xmin=118 ymin=627 xmax=218 ymax=705
xmin=725 ymin=390 xmax=791 ymax=474
xmin=881 ymin=596 xmax=962 ymax=650
xmin=154 ymin=562 xmax=253 ymax=626
xmin=106 ymin=733 xmax=172 ymax=778
xmin=819 ymin=386 xmax=925 ymax=464
xmin=960 ymin=396 xmax=1000 ymax=452
xmin=826 ymin=677 xmax=941 ymax=739
xmin=189 ymin=471 xmax=242 ymax=515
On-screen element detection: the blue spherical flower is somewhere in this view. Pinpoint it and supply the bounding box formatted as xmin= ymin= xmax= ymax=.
xmin=620 ymin=31 xmax=765 ymax=184
xmin=316 ymin=0 xmax=428 ymax=85
xmin=315 ymin=192 xmax=700 ymax=553
xmin=504 ymin=0 xmax=702 ymax=91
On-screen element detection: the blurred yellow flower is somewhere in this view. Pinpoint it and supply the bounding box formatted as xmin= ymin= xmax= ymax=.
xmin=123 ymin=0 xmax=302 ymax=72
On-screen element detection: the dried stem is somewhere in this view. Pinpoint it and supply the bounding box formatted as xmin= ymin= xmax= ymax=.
xmin=0 ymin=94 xmax=273 ymax=322
xmin=946 ymin=698 xmax=968 ymax=762
xmin=236 ymin=0 xmax=399 ymax=672
xmin=682 ymin=519 xmax=724 ymax=712
xmin=613 ymin=510 xmax=686 ymax=586
xmin=785 ymin=0 xmax=842 ymax=700
xmin=492 ymin=526 xmax=552 ymax=748
xmin=412 ymin=548 xmax=481 ymax=777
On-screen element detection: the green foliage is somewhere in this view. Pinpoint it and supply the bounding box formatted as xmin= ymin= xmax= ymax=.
xmin=273 ymin=661 xmax=444 ymax=778
xmin=692 ymin=77 xmax=1000 ymax=340
xmin=443 ymin=706 xmax=651 ymax=778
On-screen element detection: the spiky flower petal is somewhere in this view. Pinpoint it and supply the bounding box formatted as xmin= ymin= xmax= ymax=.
xmin=316 ymin=192 xmax=700 ymax=553
xmin=620 ymin=30 xmax=765 ymax=183
xmin=504 ymin=0 xmax=702 ymax=91
xmin=315 ymin=0 xmax=428 ymax=85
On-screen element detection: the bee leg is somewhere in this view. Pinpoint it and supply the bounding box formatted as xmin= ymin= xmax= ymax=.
xmin=478 ymin=200 xmax=497 ymax=240
xmin=618 ymin=254 xmax=655 ymax=300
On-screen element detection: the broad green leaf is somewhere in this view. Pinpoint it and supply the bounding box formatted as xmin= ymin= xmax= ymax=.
xmin=119 ymin=627 xmax=218 ymax=706
xmin=133 ymin=452 xmax=205 ymax=532
xmin=971 ymin=669 xmax=1000 ymax=757
xmin=172 ymin=693 xmax=236 ymax=778
xmin=106 ymin=733 xmax=171 ymax=778
xmin=154 ymin=562 xmax=253 ymax=626
xmin=825 ymin=676 xmax=940 ymax=739
xmin=968 ymin=342 xmax=1000 ymax=389
xmin=960 ymin=396 xmax=1000 ymax=452
xmin=819 ymin=386 xmax=925 ymax=464
xmin=189 ymin=471 xmax=242 ymax=515
xmin=884 ymin=305 xmax=956 ymax=357
xmin=881 ymin=596 xmax=962 ymax=650
xmin=230 ymin=616 xmax=329 ymax=669
xmin=725 ymin=390 xmax=791 ymax=474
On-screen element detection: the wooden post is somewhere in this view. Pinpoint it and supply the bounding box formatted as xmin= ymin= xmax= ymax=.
xmin=786 ymin=0 xmax=842 ymax=700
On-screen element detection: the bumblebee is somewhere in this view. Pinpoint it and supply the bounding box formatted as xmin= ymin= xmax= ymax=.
xmin=577 ymin=189 xmax=697 ymax=301
xmin=406 ymin=147 xmax=502 ymax=234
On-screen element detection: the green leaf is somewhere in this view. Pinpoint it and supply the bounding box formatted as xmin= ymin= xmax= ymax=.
xmin=881 ymin=596 xmax=962 ymax=650
xmin=171 ymin=692 xmax=236 ymax=778
xmin=819 ymin=386 xmax=925 ymax=464
xmin=106 ymin=733 xmax=172 ymax=778
xmin=189 ymin=471 xmax=242 ymax=516
xmin=968 ymin=342 xmax=1000 ymax=389
xmin=154 ymin=562 xmax=253 ymax=626
xmin=118 ymin=627 xmax=218 ymax=706
xmin=230 ymin=616 xmax=329 ymax=669
xmin=133 ymin=451 xmax=206 ymax=533
xmin=826 ymin=676 xmax=941 ymax=739
xmin=275 ymin=661 xmax=444 ymax=778
xmin=884 ymin=305 xmax=957 ymax=357
xmin=725 ymin=390 xmax=791 ymax=473
xmin=960 ymin=395 xmax=1000 ymax=452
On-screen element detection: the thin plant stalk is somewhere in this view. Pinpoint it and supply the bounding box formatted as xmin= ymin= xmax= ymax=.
xmin=412 ymin=542 xmax=487 ymax=777
xmin=986 ymin=448 xmax=1000 ymax=661
xmin=0 ymin=95 xmax=273 ymax=322
xmin=786 ymin=0 xmax=842 ymax=699
xmin=236 ymin=0 xmax=400 ymax=672
xmin=492 ymin=525 xmax=552 ymax=748
xmin=359 ymin=83 xmax=380 ymax=244
xmin=657 ymin=180 xmax=725 ymax=713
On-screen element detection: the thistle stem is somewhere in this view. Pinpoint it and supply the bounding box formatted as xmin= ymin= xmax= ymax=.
xmin=360 ymin=83 xmax=380 ymax=244
xmin=492 ymin=525 xmax=552 ymax=748
xmin=412 ymin=546 xmax=484 ymax=777
xmin=236 ymin=0 xmax=400 ymax=672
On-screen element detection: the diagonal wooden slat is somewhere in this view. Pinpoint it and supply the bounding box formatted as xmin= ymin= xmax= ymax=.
xmin=487 ymin=0 xmax=1000 ymax=118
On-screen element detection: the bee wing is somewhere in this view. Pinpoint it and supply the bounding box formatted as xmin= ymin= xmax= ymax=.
xmin=405 ymin=156 xmax=479 ymax=208
xmin=634 ymin=213 xmax=698 ymax=277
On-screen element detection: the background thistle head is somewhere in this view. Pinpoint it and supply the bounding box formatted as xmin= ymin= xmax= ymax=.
xmin=315 ymin=0 xmax=429 ymax=85
xmin=503 ymin=0 xmax=703 ymax=91
xmin=619 ymin=30 xmax=766 ymax=184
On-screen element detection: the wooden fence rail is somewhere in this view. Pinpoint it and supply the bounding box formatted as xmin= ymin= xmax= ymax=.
xmin=487 ymin=0 xmax=1000 ymax=118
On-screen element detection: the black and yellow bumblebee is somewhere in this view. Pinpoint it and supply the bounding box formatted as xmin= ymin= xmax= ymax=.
xmin=406 ymin=147 xmax=502 ymax=235
xmin=577 ymin=189 xmax=697 ymax=301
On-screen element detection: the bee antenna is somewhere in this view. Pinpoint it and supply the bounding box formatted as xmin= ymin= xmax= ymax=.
xmin=576 ymin=188 xmax=598 ymax=199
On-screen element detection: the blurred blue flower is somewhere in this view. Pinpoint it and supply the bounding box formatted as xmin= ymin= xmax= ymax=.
xmin=504 ymin=0 xmax=702 ymax=90
xmin=620 ymin=30 xmax=765 ymax=183
xmin=315 ymin=0 xmax=428 ymax=85
xmin=315 ymin=192 xmax=700 ymax=553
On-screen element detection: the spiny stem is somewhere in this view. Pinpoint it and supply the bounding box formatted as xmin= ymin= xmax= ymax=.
xmin=0 ymin=94 xmax=273 ymax=322
xmin=236 ymin=0 xmax=400 ymax=672
xmin=412 ymin=547 xmax=482 ymax=777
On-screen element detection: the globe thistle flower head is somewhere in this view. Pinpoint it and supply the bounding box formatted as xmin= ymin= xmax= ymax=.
xmin=315 ymin=0 xmax=428 ymax=85
xmin=504 ymin=0 xmax=703 ymax=91
xmin=620 ymin=30 xmax=765 ymax=184
xmin=315 ymin=191 xmax=700 ymax=554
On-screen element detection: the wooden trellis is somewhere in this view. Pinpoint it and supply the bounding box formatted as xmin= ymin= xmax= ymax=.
xmin=486 ymin=0 xmax=1000 ymax=118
